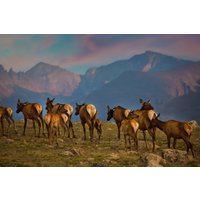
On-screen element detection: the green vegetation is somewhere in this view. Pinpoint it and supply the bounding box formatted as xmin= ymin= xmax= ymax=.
xmin=0 ymin=121 xmax=200 ymax=167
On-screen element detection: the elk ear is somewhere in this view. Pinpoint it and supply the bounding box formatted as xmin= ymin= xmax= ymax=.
xmin=157 ymin=113 xmax=160 ymax=118
xmin=51 ymin=98 xmax=55 ymax=102
xmin=76 ymin=103 xmax=78 ymax=106
xmin=139 ymin=98 xmax=144 ymax=104
xmin=148 ymin=99 xmax=151 ymax=103
xmin=17 ymin=99 xmax=20 ymax=103
xmin=107 ymin=105 xmax=110 ymax=111
xmin=47 ymin=97 xmax=50 ymax=101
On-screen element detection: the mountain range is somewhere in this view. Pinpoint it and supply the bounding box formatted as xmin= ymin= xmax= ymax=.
xmin=1 ymin=51 xmax=200 ymax=122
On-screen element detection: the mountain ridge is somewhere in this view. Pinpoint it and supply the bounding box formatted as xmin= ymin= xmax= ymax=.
xmin=1 ymin=51 xmax=200 ymax=122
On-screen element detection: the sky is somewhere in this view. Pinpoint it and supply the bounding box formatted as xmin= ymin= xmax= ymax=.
xmin=0 ymin=34 xmax=200 ymax=74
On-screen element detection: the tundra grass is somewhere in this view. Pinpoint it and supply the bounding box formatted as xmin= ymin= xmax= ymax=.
xmin=0 ymin=121 xmax=200 ymax=167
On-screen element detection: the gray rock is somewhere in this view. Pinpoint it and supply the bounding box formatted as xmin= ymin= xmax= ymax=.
xmin=162 ymin=149 xmax=193 ymax=163
xmin=62 ymin=148 xmax=82 ymax=157
xmin=142 ymin=153 xmax=166 ymax=167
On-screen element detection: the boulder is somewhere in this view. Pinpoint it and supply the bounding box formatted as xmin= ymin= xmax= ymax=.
xmin=61 ymin=148 xmax=82 ymax=157
xmin=142 ymin=153 xmax=166 ymax=167
xmin=162 ymin=149 xmax=193 ymax=163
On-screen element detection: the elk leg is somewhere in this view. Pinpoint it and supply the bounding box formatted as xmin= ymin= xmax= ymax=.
xmin=124 ymin=134 xmax=127 ymax=151
xmin=128 ymin=135 xmax=132 ymax=150
xmin=56 ymin=127 xmax=59 ymax=146
xmin=61 ymin=123 xmax=68 ymax=138
xmin=134 ymin=132 xmax=139 ymax=152
xmin=58 ymin=126 xmax=61 ymax=137
xmin=23 ymin=118 xmax=27 ymax=136
xmin=147 ymin=128 xmax=155 ymax=152
xmin=182 ymin=136 xmax=195 ymax=158
xmin=66 ymin=122 xmax=70 ymax=138
xmin=49 ymin=127 xmax=53 ymax=145
xmin=9 ymin=115 xmax=17 ymax=134
xmin=89 ymin=124 xmax=94 ymax=142
xmin=173 ymin=138 xmax=177 ymax=149
xmin=143 ymin=131 xmax=148 ymax=150
xmin=82 ymin=122 xmax=86 ymax=141
xmin=39 ymin=113 xmax=45 ymax=137
xmin=32 ymin=120 xmax=36 ymax=137
xmin=45 ymin=124 xmax=50 ymax=138
xmin=69 ymin=121 xmax=76 ymax=138
xmin=116 ymin=122 xmax=121 ymax=140
xmin=35 ymin=118 xmax=41 ymax=137
xmin=5 ymin=117 xmax=11 ymax=134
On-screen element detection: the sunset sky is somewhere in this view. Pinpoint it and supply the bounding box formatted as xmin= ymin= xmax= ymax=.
xmin=0 ymin=34 xmax=200 ymax=74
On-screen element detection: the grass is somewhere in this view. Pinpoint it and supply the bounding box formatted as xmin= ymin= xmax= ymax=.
xmin=0 ymin=121 xmax=200 ymax=167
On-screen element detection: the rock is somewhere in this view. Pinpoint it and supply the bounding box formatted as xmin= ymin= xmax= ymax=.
xmin=108 ymin=153 xmax=120 ymax=160
xmin=92 ymin=163 xmax=107 ymax=167
xmin=61 ymin=148 xmax=82 ymax=157
xmin=162 ymin=149 xmax=193 ymax=163
xmin=58 ymin=138 xmax=64 ymax=143
xmin=87 ymin=158 xmax=95 ymax=162
xmin=6 ymin=138 xmax=15 ymax=143
xmin=142 ymin=153 xmax=166 ymax=167
xmin=62 ymin=151 xmax=74 ymax=156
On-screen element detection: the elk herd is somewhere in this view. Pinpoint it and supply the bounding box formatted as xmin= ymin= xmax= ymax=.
xmin=0 ymin=98 xmax=195 ymax=157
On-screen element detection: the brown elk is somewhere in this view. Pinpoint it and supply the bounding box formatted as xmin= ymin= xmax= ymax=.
xmin=139 ymin=98 xmax=154 ymax=110
xmin=16 ymin=99 xmax=44 ymax=137
xmin=46 ymin=97 xmax=73 ymax=118
xmin=75 ymin=103 xmax=97 ymax=142
xmin=152 ymin=114 xmax=195 ymax=157
xmin=94 ymin=119 xmax=102 ymax=141
xmin=121 ymin=119 xmax=139 ymax=151
xmin=46 ymin=97 xmax=75 ymax=138
xmin=138 ymin=98 xmax=156 ymax=150
xmin=44 ymin=109 xmax=70 ymax=145
xmin=0 ymin=106 xmax=17 ymax=135
xmin=107 ymin=105 xmax=131 ymax=140
xmin=128 ymin=109 xmax=157 ymax=151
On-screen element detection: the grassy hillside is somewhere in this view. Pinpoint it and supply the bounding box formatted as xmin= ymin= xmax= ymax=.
xmin=0 ymin=121 xmax=199 ymax=167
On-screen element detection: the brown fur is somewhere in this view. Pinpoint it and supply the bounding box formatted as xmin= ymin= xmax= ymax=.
xmin=75 ymin=103 xmax=97 ymax=142
xmin=94 ymin=119 xmax=102 ymax=141
xmin=46 ymin=98 xmax=75 ymax=138
xmin=139 ymin=98 xmax=154 ymax=110
xmin=46 ymin=98 xmax=73 ymax=118
xmin=16 ymin=99 xmax=44 ymax=137
xmin=0 ymin=106 xmax=17 ymax=135
xmin=152 ymin=114 xmax=195 ymax=157
xmin=128 ymin=109 xmax=157 ymax=151
xmin=107 ymin=105 xmax=130 ymax=140
xmin=121 ymin=119 xmax=139 ymax=151
xmin=44 ymin=112 xmax=69 ymax=145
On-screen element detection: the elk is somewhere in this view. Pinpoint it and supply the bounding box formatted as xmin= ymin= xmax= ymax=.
xmin=46 ymin=97 xmax=75 ymax=138
xmin=75 ymin=103 xmax=97 ymax=142
xmin=44 ymin=109 xmax=70 ymax=145
xmin=128 ymin=109 xmax=157 ymax=152
xmin=94 ymin=119 xmax=102 ymax=141
xmin=139 ymin=98 xmax=154 ymax=110
xmin=121 ymin=119 xmax=139 ymax=151
xmin=107 ymin=105 xmax=131 ymax=140
xmin=152 ymin=114 xmax=195 ymax=157
xmin=16 ymin=100 xmax=44 ymax=137
xmin=137 ymin=98 xmax=156 ymax=150
xmin=46 ymin=97 xmax=73 ymax=118
xmin=0 ymin=106 xmax=17 ymax=135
